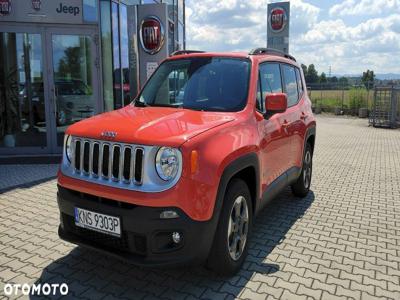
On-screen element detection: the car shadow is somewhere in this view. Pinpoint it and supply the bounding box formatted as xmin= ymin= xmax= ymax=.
xmin=31 ymin=188 xmax=314 ymax=299
xmin=0 ymin=176 xmax=57 ymax=195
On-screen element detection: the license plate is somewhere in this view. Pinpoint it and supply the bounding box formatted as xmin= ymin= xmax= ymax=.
xmin=74 ymin=207 xmax=121 ymax=237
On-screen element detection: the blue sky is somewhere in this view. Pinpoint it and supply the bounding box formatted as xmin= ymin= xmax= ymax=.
xmin=185 ymin=0 xmax=400 ymax=76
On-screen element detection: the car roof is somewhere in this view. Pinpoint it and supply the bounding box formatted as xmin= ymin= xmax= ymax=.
xmin=167 ymin=51 xmax=299 ymax=67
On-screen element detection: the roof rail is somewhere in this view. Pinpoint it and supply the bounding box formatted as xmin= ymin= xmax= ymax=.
xmin=249 ymin=48 xmax=296 ymax=62
xmin=170 ymin=50 xmax=205 ymax=56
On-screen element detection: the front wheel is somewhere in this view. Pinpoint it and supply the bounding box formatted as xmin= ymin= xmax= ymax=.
xmin=206 ymin=178 xmax=252 ymax=276
xmin=291 ymin=143 xmax=313 ymax=197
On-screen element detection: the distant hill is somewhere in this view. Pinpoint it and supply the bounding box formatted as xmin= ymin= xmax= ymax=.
xmin=335 ymin=73 xmax=400 ymax=80
xmin=375 ymin=74 xmax=400 ymax=80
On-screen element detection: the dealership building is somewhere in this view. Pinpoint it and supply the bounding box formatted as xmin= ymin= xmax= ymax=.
xmin=0 ymin=0 xmax=185 ymax=156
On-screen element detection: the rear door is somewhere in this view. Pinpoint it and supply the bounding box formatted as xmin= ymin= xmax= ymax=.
xmin=257 ymin=62 xmax=292 ymax=188
xmin=280 ymin=64 xmax=302 ymax=170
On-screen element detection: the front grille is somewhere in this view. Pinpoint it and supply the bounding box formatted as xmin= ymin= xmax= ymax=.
xmin=71 ymin=137 xmax=144 ymax=185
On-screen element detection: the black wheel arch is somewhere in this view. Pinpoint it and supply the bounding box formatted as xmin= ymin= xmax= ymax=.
xmin=304 ymin=126 xmax=316 ymax=157
xmin=213 ymin=152 xmax=260 ymax=222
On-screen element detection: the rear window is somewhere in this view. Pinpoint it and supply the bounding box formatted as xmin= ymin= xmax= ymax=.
xmin=282 ymin=64 xmax=299 ymax=107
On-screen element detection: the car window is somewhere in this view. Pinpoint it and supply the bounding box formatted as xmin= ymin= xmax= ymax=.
xmin=259 ymin=63 xmax=282 ymax=102
xmin=295 ymin=67 xmax=304 ymax=97
xmin=282 ymin=64 xmax=299 ymax=107
xmin=138 ymin=57 xmax=251 ymax=112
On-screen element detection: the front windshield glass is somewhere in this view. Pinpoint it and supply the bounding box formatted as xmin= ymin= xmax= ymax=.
xmin=137 ymin=57 xmax=250 ymax=112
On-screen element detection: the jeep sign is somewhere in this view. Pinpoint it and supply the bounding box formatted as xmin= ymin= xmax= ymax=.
xmin=270 ymin=7 xmax=287 ymax=33
xmin=0 ymin=0 xmax=83 ymax=24
xmin=140 ymin=16 xmax=165 ymax=55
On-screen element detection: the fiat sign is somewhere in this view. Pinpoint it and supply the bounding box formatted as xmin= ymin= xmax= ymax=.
xmin=140 ymin=16 xmax=165 ymax=55
xmin=270 ymin=7 xmax=287 ymax=33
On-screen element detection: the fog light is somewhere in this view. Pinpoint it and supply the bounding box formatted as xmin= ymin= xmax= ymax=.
xmin=160 ymin=210 xmax=179 ymax=219
xmin=172 ymin=232 xmax=181 ymax=244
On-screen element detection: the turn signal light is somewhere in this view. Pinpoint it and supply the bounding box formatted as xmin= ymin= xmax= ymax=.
xmin=191 ymin=150 xmax=198 ymax=175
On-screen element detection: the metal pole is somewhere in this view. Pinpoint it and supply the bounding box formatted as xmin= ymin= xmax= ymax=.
xmin=341 ymin=83 xmax=344 ymax=111
xmin=320 ymin=86 xmax=323 ymax=110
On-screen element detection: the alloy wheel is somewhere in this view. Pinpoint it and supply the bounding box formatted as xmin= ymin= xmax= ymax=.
xmin=227 ymin=196 xmax=249 ymax=261
xmin=303 ymin=150 xmax=312 ymax=189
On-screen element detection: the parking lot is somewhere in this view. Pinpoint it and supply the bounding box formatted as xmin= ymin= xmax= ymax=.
xmin=0 ymin=115 xmax=399 ymax=300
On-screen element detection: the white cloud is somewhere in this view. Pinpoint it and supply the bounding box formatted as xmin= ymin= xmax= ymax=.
xmin=185 ymin=0 xmax=400 ymax=74
xmin=329 ymin=0 xmax=400 ymax=17
xmin=186 ymin=0 xmax=320 ymax=51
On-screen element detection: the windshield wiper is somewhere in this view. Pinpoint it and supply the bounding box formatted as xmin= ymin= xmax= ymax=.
xmin=182 ymin=106 xmax=205 ymax=111
xmin=147 ymin=103 xmax=183 ymax=108
xmin=134 ymin=100 xmax=148 ymax=107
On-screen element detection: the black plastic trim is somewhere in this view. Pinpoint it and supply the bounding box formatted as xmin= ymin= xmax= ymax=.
xmin=57 ymin=185 xmax=217 ymax=267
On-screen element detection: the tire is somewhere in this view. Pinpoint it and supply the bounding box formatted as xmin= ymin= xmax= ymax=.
xmin=206 ymin=178 xmax=252 ymax=276
xmin=291 ymin=143 xmax=313 ymax=197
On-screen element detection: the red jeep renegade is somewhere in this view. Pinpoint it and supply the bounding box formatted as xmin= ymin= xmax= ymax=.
xmin=57 ymin=48 xmax=316 ymax=275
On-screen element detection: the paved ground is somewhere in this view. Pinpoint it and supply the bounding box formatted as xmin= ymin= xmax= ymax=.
xmin=0 ymin=116 xmax=399 ymax=300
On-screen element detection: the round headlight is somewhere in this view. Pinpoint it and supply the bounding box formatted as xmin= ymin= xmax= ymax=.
xmin=155 ymin=147 xmax=180 ymax=181
xmin=65 ymin=135 xmax=72 ymax=162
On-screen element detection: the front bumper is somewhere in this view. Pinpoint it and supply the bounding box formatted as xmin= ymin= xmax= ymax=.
xmin=57 ymin=185 xmax=217 ymax=267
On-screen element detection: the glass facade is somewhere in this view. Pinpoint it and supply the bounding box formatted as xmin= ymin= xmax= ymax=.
xmin=0 ymin=33 xmax=46 ymax=148
xmin=100 ymin=0 xmax=114 ymax=112
xmin=51 ymin=34 xmax=95 ymax=147
xmin=83 ymin=0 xmax=99 ymax=22
xmin=0 ymin=0 xmax=185 ymax=154
xmin=100 ymin=0 xmax=185 ymax=110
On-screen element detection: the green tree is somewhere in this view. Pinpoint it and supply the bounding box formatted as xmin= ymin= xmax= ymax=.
xmin=339 ymin=77 xmax=349 ymax=85
xmin=301 ymin=64 xmax=308 ymax=78
xmin=319 ymin=72 xmax=327 ymax=83
xmin=306 ymin=64 xmax=319 ymax=83
xmin=362 ymin=69 xmax=375 ymax=89
xmin=330 ymin=76 xmax=338 ymax=83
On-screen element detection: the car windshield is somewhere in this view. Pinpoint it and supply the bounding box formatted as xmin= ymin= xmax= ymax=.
xmin=136 ymin=57 xmax=251 ymax=112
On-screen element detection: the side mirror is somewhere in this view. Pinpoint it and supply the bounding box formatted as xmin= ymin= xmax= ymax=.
xmin=264 ymin=93 xmax=287 ymax=117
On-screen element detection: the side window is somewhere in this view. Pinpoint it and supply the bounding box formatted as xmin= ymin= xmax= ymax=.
xmin=259 ymin=63 xmax=283 ymax=101
xmin=256 ymin=76 xmax=263 ymax=111
xmin=295 ymin=67 xmax=304 ymax=97
xmin=282 ymin=64 xmax=299 ymax=107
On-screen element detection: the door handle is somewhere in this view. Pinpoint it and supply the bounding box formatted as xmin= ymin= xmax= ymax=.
xmin=300 ymin=112 xmax=308 ymax=121
xmin=282 ymin=120 xmax=290 ymax=134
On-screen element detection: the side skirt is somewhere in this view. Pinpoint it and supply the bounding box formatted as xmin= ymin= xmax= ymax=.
xmin=256 ymin=166 xmax=301 ymax=214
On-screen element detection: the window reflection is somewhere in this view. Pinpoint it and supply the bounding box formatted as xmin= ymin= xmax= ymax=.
xmin=112 ymin=1 xmax=122 ymax=109
xmin=0 ymin=32 xmax=47 ymax=148
xmin=51 ymin=35 xmax=95 ymax=146
xmin=83 ymin=0 xmax=98 ymax=22
xmin=120 ymin=4 xmax=131 ymax=106
xmin=100 ymin=0 xmax=114 ymax=111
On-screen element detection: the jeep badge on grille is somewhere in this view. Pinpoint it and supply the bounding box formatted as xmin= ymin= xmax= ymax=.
xmin=101 ymin=131 xmax=117 ymax=139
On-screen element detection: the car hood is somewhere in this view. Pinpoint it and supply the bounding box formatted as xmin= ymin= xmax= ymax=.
xmin=66 ymin=105 xmax=235 ymax=146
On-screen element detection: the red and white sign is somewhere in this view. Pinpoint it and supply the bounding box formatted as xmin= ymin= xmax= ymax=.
xmin=270 ymin=7 xmax=287 ymax=33
xmin=140 ymin=16 xmax=165 ymax=55
xmin=0 ymin=0 xmax=11 ymax=16
xmin=32 ymin=0 xmax=41 ymax=11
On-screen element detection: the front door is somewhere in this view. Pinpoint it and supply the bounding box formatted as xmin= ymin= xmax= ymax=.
xmin=257 ymin=62 xmax=293 ymax=188
xmin=0 ymin=25 xmax=100 ymax=155
xmin=0 ymin=27 xmax=50 ymax=154
xmin=45 ymin=27 xmax=100 ymax=152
